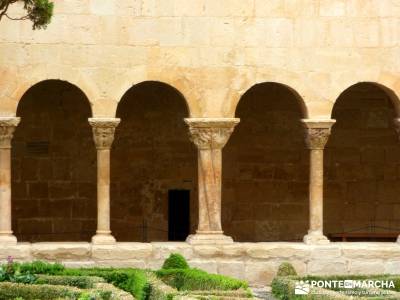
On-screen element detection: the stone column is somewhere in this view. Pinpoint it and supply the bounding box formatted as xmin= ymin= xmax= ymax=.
xmin=301 ymin=119 xmax=335 ymax=245
xmin=0 ymin=117 xmax=20 ymax=244
xmin=185 ymin=118 xmax=239 ymax=245
xmin=89 ymin=118 xmax=120 ymax=244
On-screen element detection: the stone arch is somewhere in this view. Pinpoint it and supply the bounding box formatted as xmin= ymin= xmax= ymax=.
xmin=230 ymin=82 xmax=309 ymax=119
xmin=324 ymin=82 xmax=400 ymax=241
xmin=7 ymin=73 xmax=97 ymax=117
xmin=110 ymin=81 xmax=197 ymax=241
xmin=12 ymin=80 xmax=97 ymax=242
xmin=112 ymin=79 xmax=199 ymax=118
xmin=331 ymin=82 xmax=400 ymax=118
xmin=222 ymin=82 xmax=308 ymax=242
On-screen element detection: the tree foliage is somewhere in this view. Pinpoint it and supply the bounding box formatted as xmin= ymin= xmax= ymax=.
xmin=0 ymin=0 xmax=53 ymax=29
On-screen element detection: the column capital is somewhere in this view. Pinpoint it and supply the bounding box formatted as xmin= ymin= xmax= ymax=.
xmin=0 ymin=117 xmax=20 ymax=149
xmin=301 ymin=119 xmax=336 ymax=150
xmin=88 ymin=118 xmax=121 ymax=150
xmin=184 ymin=118 xmax=240 ymax=150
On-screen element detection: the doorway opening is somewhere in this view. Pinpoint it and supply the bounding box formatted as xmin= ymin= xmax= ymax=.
xmin=168 ymin=190 xmax=190 ymax=241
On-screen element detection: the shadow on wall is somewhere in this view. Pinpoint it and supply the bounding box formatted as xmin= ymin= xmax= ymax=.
xmin=110 ymin=81 xmax=197 ymax=242
xmin=324 ymin=83 xmax=400 ymax=241
xmin=12 ymin=80 xmax=96 ymax=242
xmin=222 ymin=82 xmax=309 ymax=242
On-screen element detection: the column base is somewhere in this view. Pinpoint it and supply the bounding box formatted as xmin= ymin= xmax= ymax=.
xmin=186 ymin=231 xmax=233 ymax=245
xmin=91 ymin=233 xmax=116 ymax=245
xmin=0 ymin=233 xmax=17 ymax=245
xmin=303 ymin=231 xmax=330 ymax=245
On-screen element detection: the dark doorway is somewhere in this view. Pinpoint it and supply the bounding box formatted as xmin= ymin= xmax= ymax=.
xmin=168 ymin=190 xmax=190 ymax=241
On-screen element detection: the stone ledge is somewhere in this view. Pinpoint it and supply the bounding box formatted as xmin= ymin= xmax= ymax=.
xmin=31 ymin=242 xmax=91 ymax=260
xmin=91 ymin=242 xmax=153 ymax=260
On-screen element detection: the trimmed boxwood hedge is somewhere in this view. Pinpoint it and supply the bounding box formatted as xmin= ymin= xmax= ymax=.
xmin=0 ymin=281 xmax=82 ymax=300
xmin=161 ymin=253 xmax=190 ymax=270
xmin=35 ymin=275 xmax=105 ymax=289
xmin=156 ymin=268 xmax=248 ymax=291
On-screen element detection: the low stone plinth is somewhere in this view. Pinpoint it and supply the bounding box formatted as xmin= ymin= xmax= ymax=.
xmin=3 ymin=241 xmax=400 ymax=286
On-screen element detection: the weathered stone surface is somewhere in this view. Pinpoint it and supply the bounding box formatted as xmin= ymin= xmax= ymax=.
xmin=189 ymin=260 xmax=218 ymax=274
xmin=151 ymin=242 xmax=193 ymax=260
xmin=0 ymin=243 xmax=31 ymax=260
xmin=245 ymin=261 xmax=280 ymax=285
xmin=307 ymin=260 xmax=347 ymax=275
xmin=341 ymin=244 xmax=400 ymax=259
xmin=91 ymin=243 xmax=153 ymax=260
xmin=246 ymin=243 xmax=310 ymax=259
xmin=193 ymin=245 xmax=223 ymax=257
xmin=31 ymin=243 xmax=91 ymax=260
xmin=217 ymin=260 xmax=246 ymax=280
xmin=384 ymin=261 xmax=400 ymax=274
xmin=348 ymin=260 xmax=385 ymax=274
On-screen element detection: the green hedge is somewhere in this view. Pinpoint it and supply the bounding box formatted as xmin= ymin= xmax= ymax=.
xmin=60 ymin=268 xmax=150 ymax=300
xmin=36 ymin=275 xmax=105 ymax=289
xmin=8 ymin=262 xmax=149 ymax=300
xmin=0 ymin=281 xmax=81 ymax=300
xmin=161 ymin=254 xmax=189 ymax=270
xmin=156 ymin=268 xmax=248 ymax=291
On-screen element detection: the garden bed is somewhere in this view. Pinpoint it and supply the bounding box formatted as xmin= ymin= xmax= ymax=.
xmin=0 ymin=254 xmax=254 ymax=300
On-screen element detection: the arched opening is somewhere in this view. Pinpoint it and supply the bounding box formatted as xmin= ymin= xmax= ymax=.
xmin=222 ymin=83 xmax=308 ymax=242
xmin=325 ymin=82 xmax=400 ymax=242
xmin=12 ymin=80 xmax=96 ymax=242
xmin=111 ymin=81 xmax=197 ymax=242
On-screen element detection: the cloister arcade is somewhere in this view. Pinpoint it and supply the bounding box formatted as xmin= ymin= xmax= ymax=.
xmin=1 ymin=79 xmax=400 ymax=245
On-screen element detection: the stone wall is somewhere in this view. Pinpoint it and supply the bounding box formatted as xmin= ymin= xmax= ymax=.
xmin=111 ymin=81 xmax=198 ymax=241
xmin=2 ymin=0 xmax=400 ymax=118
xmin=222 ymin=83 xmax=308 ymax=242
xmin=2 ymin=242 xmax=400 ymax=286
xmin=325 ymin=83 xmax=400 ymax=238
xmin=11 ymin=80 xmax=97 ymax=242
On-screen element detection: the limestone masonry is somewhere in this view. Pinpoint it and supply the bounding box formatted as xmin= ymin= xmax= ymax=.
xmin=1 ymin=0 xmax=400 ymax=282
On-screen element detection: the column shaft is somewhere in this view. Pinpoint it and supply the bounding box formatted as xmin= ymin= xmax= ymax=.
xmin=302 ymin=119 xmax=335 ymax=245
xmin=96 ymin=149 xmax=111 ymax=234
xmin=89 ymin=118 xmax=120 ymax=245
xmin=0 ymin=148 xmax=12 ymax=235
xmin=0 ymin=117 xmax=20 ymax=244
xmin=185 ymin=118 xmax=239 ymax=245
xmin=309 ymin=148 xmax=324 ymax=234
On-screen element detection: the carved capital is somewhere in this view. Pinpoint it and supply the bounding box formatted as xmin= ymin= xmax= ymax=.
xmin=301 ymin=119 xmax=336 ymax=150
xmin=185 ymin=118 xmax=240 ymax=150
xmin=0 ymin=117 xmax=20 ymax=149
xmin=88 ymin=118 xmax=121 ymax=150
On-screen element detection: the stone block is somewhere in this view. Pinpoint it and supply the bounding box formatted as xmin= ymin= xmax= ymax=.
xmin=193 ymin=245 xmax=223 ymax=257
xmin=245 ymin=261 xmax=280 ymax=285
xmin=348 ymin=260 xmax=385 ymax=274
xmin=151 ymin=242 xmax=193 ymax=260
xmin=89 ymin=0 xmax=116 ymax=15
xmin=92 ymin=243 xmax=153 ymax=260
xmin=246 ymin=243 xmax=310 ymax=259
xmin=221 ymin=244 xmax=245 ymax=257
xmin=319 ymin=0 xmax=346 ymax=16
xmin=31 ymin=243 xmax=91 ymax=260
xmin=384 ymin=261 xmax=400 ymax=274
xmin=189 ymin=260 xmax=218 ymax=274
xmin=307 ymin=260 xmax=347 ymax=275
xmin=0 ymin=243 xmax=31 ymax=260
xmin=218 ymin=260 xmax=246 ymax=280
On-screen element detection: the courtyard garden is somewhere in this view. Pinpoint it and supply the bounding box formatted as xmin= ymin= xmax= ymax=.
xmin=0 ymin=254 xmax=253 ymax=300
